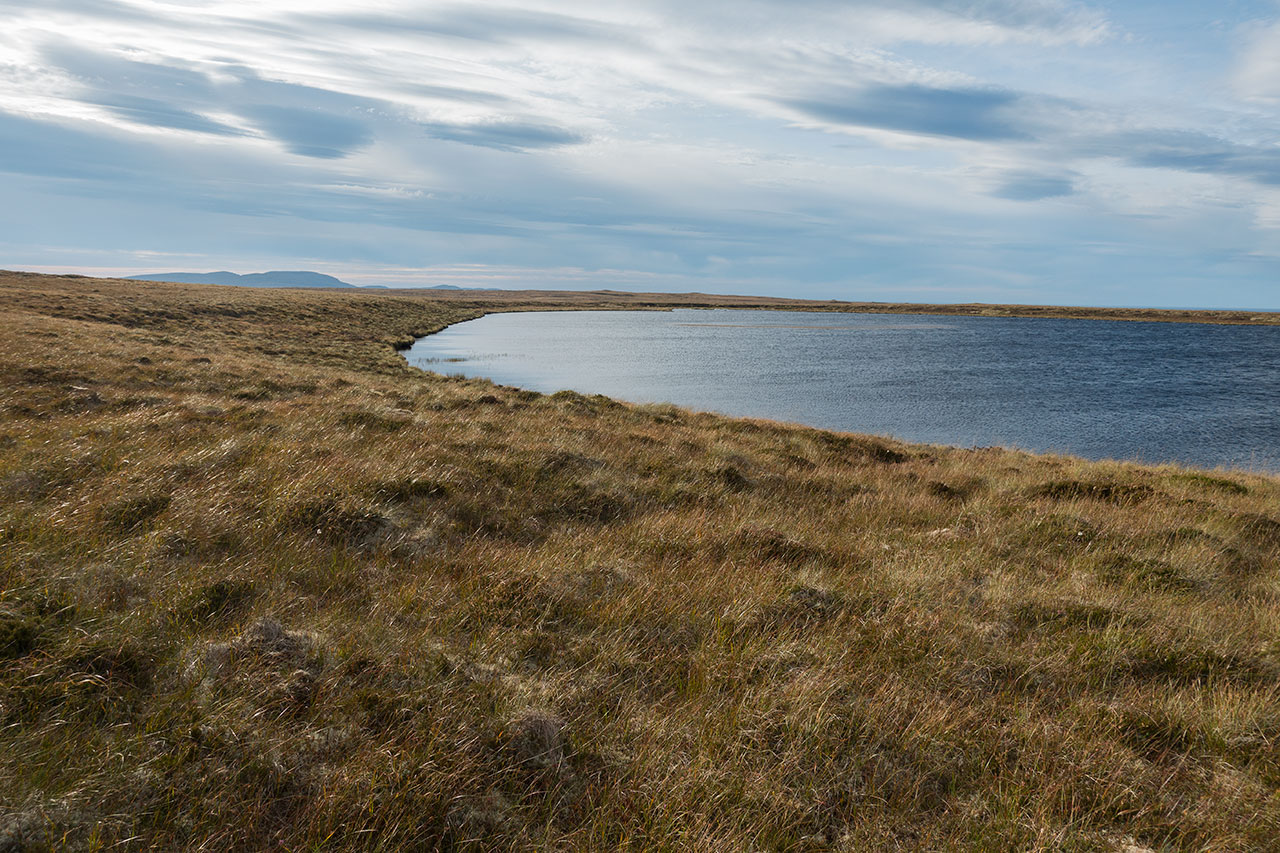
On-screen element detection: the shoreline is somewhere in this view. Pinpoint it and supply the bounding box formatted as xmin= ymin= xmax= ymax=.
xmin=402 ymin=309 xmax=1280 ymax=479
xmin=402 ymin=284 xmax=1280 ymax=326
xmin=13 ymin=270 xmax=1280 ymax=326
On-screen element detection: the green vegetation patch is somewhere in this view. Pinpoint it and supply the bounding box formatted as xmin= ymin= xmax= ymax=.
xmin=99 ymin=494 xmax=171 ymax=532
xmin=285 ymin=497 xmax=388 ymax=547
xmin=1169 ymin=471 xmax=1250 ymax=495
xmin=371 ymin=476 xmax=449 ymax=502
xmin=1230 ymin=511 xmax=1280 ymax=547
xmin=0 ymin=609 xmax=39 ymax=658
xmin=1032 ymin=479 xmax=1156 ymax=504
xmin=1092 ymin=552 xmax=1198 ymax=593
xmin=180 ymin=579 xmax=256 ymax=624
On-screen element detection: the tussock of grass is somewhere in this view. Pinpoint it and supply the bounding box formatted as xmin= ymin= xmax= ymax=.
xmin=2 ymin=271 xmax=1280 ymax=850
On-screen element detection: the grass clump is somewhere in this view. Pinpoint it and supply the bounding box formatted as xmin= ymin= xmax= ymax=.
xmin=1168 ymin=471 xmax=1250 ymax=494
xmin=180 ymin=579 xmax=256 ymax=624
xmin=2 ymin=271 xmax=1280 ymax=850
xmin=285 ymin=497 xmax=388 ymax=547
xmin=1032 ymin=479 xmax=1156 ymax=504
xmin=372 ymin=476 xmax=448 ymax=502
xmin=99 ymin=494 xmax=171 ymax=532
xmin=0 ymin=609 xmax=39 ymax=658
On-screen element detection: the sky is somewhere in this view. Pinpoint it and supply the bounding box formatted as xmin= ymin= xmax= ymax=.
xmin=2 ymin=1 xmax=1280 ymax=307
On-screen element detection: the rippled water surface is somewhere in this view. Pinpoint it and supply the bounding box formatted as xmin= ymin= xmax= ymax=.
xmin=405 ymin=309 xmax=1280 ymax=471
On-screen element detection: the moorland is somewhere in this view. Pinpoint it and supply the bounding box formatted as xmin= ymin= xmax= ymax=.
xmin=2 ymin=270 xmax=1279 ymax=850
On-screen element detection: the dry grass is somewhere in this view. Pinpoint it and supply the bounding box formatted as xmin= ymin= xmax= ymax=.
xmin=2 ymin=271 xmax=1279 ymax=851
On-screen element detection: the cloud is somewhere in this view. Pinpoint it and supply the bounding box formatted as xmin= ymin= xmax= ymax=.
xmin=992 ymin=170 xmax=1076 ymax=200
xmin=6 ymin=0 xmax=156 ymax=22
xmin=403 ymin=84 xmax=512 ymax=105
xmin=38 ymin=42 xmax=244 ymax=134
xmin=87 ymin=94 xmax=245 ymax=136
xmin=40 ymin=42 xmax=218 ymax=99
xmin=38 ymin=43 xmax=386 ymax=157
xmin=35 ymin=41 xmax=578 ymax=158
xmin=1235 ymin=19 xmax=1280 ymax=102
xmin=649 ymin=0 xmax=1110 ymax=46
xmin=421 ymin=119 xmax=585 ymax=151
xmin=1080 ymin=130 xmax=1280 ymax=187
xmin=39 ymin=43 xmax=243 ymax=136
xmin=223 ymin=72 xmax=386 ymax=158
xmin=924 ymin=0 xmax=1110 ymax=41
xmin=0 ymin=110 xmax=148 ymax=180
xmin=313 ymin=6 xmax=638 ymax=46
xmin=235 ymin=104 xmax=371 ymax=158
xmin=779 ymin=83 xmax=1032 ymax=141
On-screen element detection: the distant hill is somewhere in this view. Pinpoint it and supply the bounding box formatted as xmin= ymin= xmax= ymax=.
xmin=127 ymin=272 xmax=493 ymax=290
xmin=128 ymin=271 xmax=359 ymax=289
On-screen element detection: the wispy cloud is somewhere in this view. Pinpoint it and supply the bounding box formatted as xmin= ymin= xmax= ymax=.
xmin=992 ymin=170 xmax=1077 ymax=200
xmin=311 ymin=6 xmax=641 ymax=46
xmin=779 ymin=84 xmax=1033 ymax=141
xmin=1235 ymin=18 xmax=1280 ymax=102
xmin=421 ymin=119 xmax=585 ymax=151
xmin=1071 ymin=129 xmax=1280 ymax=187
xmin=0 ymin=111 xmax=151 ymax=180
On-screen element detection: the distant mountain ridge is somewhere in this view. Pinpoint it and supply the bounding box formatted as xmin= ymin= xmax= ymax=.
xmin=128 ymin=270 xmax=359 ymax=289
xmin=127 ymin=271 xmax=474 ymax=290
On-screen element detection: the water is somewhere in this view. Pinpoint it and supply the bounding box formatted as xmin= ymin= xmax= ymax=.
xmin=404 ymin=309 xmax=1280 ymax=472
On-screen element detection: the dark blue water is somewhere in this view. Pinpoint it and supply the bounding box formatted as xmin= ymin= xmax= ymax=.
xmin=404 ymin=309 xmax=1280 ymax=472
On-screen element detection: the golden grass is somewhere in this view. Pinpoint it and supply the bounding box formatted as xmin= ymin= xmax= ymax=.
xmin=2 ymin=271 xmax=1279 ymax=851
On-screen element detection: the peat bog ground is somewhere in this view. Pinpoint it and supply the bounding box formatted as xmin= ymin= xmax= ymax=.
xmin=2 ymin=271 xmax=1279 ymax=850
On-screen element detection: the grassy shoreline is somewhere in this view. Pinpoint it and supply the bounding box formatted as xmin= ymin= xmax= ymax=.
xmin=3 ymin=271 xmax=1280 ymax=850
xmin=382 ymin=287 xmax=1280 ymax=327
xmin=416 ymin=291 xmax=1280 ymax=326
xmin=10 ymin=268 xmax=1280 ymax=326
xmin=402 ymin=309 xmax=1276 ymax=478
